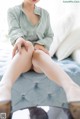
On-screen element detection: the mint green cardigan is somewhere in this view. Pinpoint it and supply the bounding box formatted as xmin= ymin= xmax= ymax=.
xmin=7 ymin=4 xmax=54 ymax=49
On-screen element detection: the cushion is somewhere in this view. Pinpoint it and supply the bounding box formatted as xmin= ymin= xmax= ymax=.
xmin=56 ymin=28 xmax=80 ymax=61
xmin=49 ymin=12 xmax=75 ymax=57
xmin=71 ymin=48 xmax=80 ymax=64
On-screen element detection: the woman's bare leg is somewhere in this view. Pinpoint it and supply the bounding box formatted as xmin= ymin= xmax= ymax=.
xmin=0 ymin=44 xmax=34 ymax=101
xmin=32 ymin=50 xmax=80 ymax=102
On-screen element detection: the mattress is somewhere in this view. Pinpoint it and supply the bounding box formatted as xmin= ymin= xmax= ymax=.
xmin=0 ymin=43 xmax=80 ymax=112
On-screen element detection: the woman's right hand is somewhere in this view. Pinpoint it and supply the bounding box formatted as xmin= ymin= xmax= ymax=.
xmin=12 ymin=37 xmax=28 ymax=58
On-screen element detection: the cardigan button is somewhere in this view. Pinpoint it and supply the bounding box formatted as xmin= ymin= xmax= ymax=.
xmin=48 ymin=93 xmax=52 ymax=98
xmin=35 ymin=82 xmax=38 ymax=88
xmin=21 ymin=94 xmax=25 ymax=99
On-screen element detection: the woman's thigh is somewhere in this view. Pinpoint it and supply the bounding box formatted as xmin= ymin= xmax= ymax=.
xmin=32 ymin=63 xmax=43 ymax=73
xmin=32 ymin=50 xmax=45 ymax=73
xmin=13 ymin=46 xmax=34 ymax=73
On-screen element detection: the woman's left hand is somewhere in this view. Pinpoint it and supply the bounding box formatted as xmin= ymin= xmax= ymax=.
xmin=34 ymin=44 xmax=49 ymax=55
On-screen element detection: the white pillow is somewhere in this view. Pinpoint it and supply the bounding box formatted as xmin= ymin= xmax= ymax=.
xmin=56 ymin=28 xmax=80 ymax=61
xmin=49 ymin=13 xmax=75 ymax=57
xmin=71 ymin=48 xmax=80 ymax=64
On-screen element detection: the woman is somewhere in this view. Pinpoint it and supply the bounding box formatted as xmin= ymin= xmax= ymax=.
xmin=0 ymin=0 xmax=80 ymax=118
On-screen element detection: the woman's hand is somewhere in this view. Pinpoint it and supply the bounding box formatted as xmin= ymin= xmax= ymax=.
xmin=34 ymin=44 xmax=49 ymax=55
xmin=12 ymin=37 xmax=29 ymax=57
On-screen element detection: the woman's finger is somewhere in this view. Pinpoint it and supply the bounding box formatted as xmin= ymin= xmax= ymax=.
xmin=17 ymin=44 xmax=22 ymax=54
xmin=34 ymin=45 xmax=39 ymax=50
xmin=23 ymin=41 xmax=28 ymax=51
xmin=12 ymin=45 xmax=17 ymax=58
xmin=40 ymin=47 xmax=49 ymax=55
xmin=44 ymin=49 xmax=49 ymax=55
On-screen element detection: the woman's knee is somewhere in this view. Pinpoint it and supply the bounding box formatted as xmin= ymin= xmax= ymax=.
xmin=32 ymin=50 xmax=45 ymax=64
xmin=13 ymin=47 xmax=33 ymax=73
xmin=18 ymin=46 xmax=33 ymax=58
xmin=32 ymin=50 xmax=44 ymax=73
xmin=26 ymin=41 xmax=34 ymax=54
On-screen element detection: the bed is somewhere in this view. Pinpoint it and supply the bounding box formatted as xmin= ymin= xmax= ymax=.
xmin=0 ymin=43 xmax=80 ymax=118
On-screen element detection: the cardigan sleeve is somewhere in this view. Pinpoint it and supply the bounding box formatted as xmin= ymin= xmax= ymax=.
xmin=35 ymin=13 xmax=54 ymax=50
xmin=7 ymin=8 xmax=25 ymax=45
